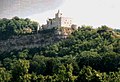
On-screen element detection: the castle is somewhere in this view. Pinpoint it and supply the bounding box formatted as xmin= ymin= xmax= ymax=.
xmin=42 ymin=10 xmax=77 ymax=29
xmin=41 ymin=10 xmax=77 ymax=39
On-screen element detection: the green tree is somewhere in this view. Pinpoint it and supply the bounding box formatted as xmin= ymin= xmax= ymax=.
xmin=18 ymin=49 xmax=28 ymax=59
xmin=76 ymin=66 xmax=102 ymax=82
xmin=0 ymin=67 xmax=11 ymax=82
xmin=11 ymin=59 xmax=30 ymax=82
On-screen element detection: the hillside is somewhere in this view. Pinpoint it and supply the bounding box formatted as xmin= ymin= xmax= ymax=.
xmin=0 ymin=28 xmax=62 ymax=58
xmin=0 ymin=17 xmax=76 ymax=56
xmin=0 ymin=25 xmax=120 ymax=82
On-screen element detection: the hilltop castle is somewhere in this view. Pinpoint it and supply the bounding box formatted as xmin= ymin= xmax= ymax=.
xmin=40 ymin=10 xmax=78 ymax=39
xmin=42 ymin=10 xmax=77 ymax=29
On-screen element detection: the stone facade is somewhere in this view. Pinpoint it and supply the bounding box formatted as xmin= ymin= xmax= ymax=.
xmin=46 ymin=10 xmax=72 ymax=29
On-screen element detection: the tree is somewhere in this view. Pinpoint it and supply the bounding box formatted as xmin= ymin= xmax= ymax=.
xmin=76 ymin=66 xmax=103 ymax=82
xmin=30 ymin=55 xmax=47 ymax=75
xmin=11 ymin=59 xmax=30 ymax=81
xmin=0 ymin=67 xmax=11 ymax=82
xmin=57 ymin=64 xmax=67 ymax=81
xmin=18 ymin=49 xmax=29 ymax=59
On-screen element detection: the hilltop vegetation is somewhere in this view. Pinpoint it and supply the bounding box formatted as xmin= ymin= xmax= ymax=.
xmin=0 ymin=17 xmax=38 ymax=40
xmin=0 ymin=22 xmax=120 ymax=82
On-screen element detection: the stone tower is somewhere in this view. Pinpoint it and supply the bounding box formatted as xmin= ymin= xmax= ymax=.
xmin=46 ymin=10 xmax=72 ymax=29
xmin=55 ymin=10 xmax=62 ymax=18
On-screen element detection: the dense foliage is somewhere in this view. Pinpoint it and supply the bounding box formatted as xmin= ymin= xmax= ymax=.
xmin=0 ymin=17 xmax=39 ymax=40
xmin=0 ymin=24 xmax=120 ymax=82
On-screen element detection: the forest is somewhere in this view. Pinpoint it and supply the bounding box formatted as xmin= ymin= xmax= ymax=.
xmin=0 ymin=17 xmax=120 ymax=82
xmin=0 ymin=17 xmax=38 ymax=40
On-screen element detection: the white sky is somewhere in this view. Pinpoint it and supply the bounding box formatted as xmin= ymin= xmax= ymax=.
xmin=27 ymin=0 xmax=120 ymax=28
xmin=0 ymin=0 xmax=120 ymax=28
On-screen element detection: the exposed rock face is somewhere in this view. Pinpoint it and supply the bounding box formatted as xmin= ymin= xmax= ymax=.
xmin=0 ymin=27 xmax=76 ymax=55
xmin=55 ymin=27 xmax=75 ymax=39
xmin=0 ymin=30 xmax=58 ymax=54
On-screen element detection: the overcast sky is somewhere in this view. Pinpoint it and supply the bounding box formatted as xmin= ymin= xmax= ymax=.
xmin=0 ymin=0 xmax=120 ymax=28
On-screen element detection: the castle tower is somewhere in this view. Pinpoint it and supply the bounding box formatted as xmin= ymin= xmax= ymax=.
xmin=46 ymin=10 xmax=72 ymax=29
xmin=55 ymin=10 xmax=62 ymax=18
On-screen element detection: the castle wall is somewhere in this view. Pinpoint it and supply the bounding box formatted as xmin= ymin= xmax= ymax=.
xmin=47 ymin=18 xmax=61 ymax=29
xmin=60 ymin=17 xmax=72 ymax=28
xmin=51 ymin=18 xmax=61 ymax=28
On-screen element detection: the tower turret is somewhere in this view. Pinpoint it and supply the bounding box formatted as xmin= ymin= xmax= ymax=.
xmin=55 ymin=10 xmax=62 ymax=18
